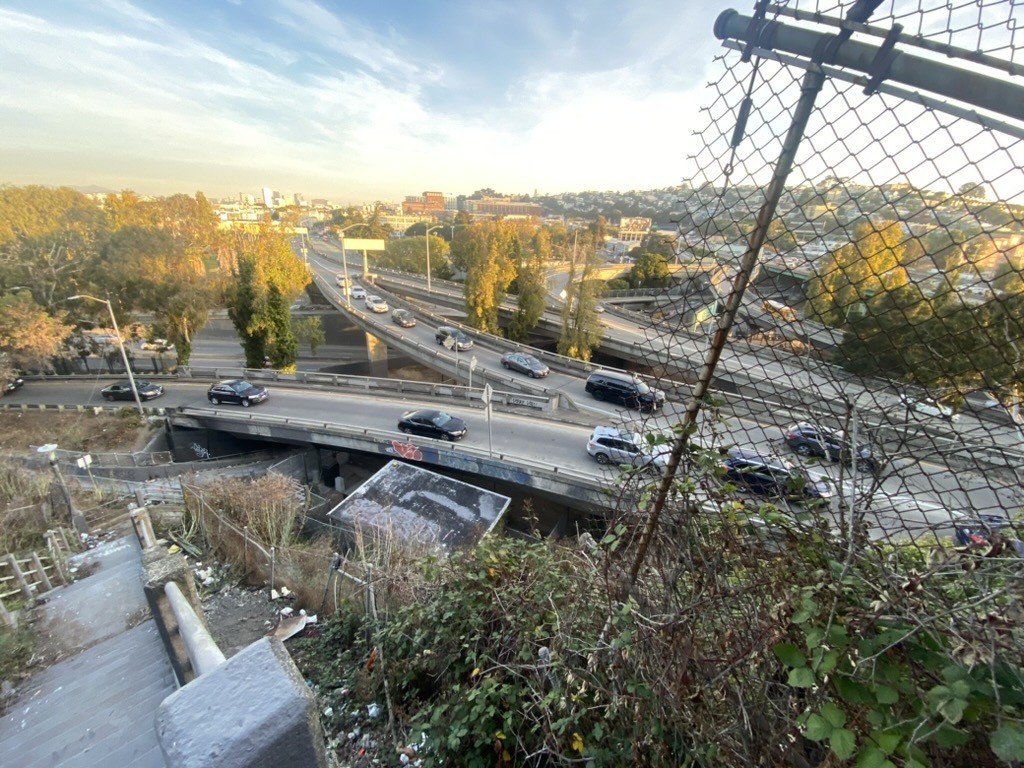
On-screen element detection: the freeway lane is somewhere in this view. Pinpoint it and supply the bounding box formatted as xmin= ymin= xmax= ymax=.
xmin=302 ymin=238 xmax=1023 ymax=535
xmin=6 ymin=378 xmax=1018 ymax=542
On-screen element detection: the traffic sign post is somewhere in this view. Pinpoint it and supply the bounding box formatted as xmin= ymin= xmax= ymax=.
xmin=482 ymin=383 xmax=493 ymax=457
xmin=469 ymin=355 xmax=478 ymax=389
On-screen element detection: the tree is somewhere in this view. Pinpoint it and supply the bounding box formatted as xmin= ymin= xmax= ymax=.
xmin=508 ymin=248 xmax=547 ymax=341
xmin=0 ymin=185 xmax=106 ymax=312
xmin=0 ymin=293 xmax=73 ymax=372
xmin=293 ymin=316 xmax=326 ymax=356
xmin=629 ymin=252 xmax=672 ymax=289
xmin=224 ymin=225 xmax=309 ymax=368
xmin=379 ymin=236 xmax=451 ymax=277
xmin=806 ymin=220 xmax=909 ymax=328
xmin=558 ymin=236 xmax=604 ymax=360
xmin=459 ymin=222 xmax=521 ymax=334
xmin=957 ymin=182 xmax=987 ymax=200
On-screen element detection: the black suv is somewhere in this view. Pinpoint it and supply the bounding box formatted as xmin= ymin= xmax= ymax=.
xmin=435 ymin=326 xmax=473 ymax=351
xmin=783 ymin=422 xmax=877 ymax=473
xmin=584 ymin=370 xmax=665 ymax=412
xmin=720 ymin=448 xmax=834 ymax=501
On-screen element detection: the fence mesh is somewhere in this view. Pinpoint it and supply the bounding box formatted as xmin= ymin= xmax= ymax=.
xmin=588 ymin=1 xmax=1024 ymax=764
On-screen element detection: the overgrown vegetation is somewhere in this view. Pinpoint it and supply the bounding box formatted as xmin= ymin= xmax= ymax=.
xmin=296 ymin=459 xmax=1024 ymax=766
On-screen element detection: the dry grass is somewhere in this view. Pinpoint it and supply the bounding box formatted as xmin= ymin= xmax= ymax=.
xmin=0 ymin=410 xmax=156 ymax=454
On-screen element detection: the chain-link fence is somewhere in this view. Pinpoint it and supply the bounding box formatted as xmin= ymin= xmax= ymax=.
xmin=589 ymin=1 xmax=1024 ymax=764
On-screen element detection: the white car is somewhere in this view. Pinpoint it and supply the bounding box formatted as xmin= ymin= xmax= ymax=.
xmin=900 ymin=394 xmax=959 ymax=422
xmin=141 ymin=339 xmax=175 ymax=352
xmin=365 ymin=295 xmax=389 ymax=313
xmin=350 ymin=286 xmax=366 ymax=300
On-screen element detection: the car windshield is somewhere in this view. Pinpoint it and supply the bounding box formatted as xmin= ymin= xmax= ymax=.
xmin=230 ymin=381 xmax=249 ymax=392
xmin=430 ymin=412 xmax=453 ymax=427
xmin=454 ymin=333 xmax=468 ymax=343
xmin=524 ymin=356 xmax=540 ymax=366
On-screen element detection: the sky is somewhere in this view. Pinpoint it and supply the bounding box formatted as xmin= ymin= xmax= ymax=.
xmin=0 ymin=0 xmax=732 ymax=202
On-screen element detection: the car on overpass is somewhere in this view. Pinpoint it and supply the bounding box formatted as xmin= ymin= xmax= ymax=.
xmin=101 ymin=380 xmax=165 ymax=401
xmin=720 ymin=448 xmax=833 ymax=502
xmin=365 ymin=295 xmax=389 ymax=313
xmin=586 ymin=426 xmax=668 ymax=473
xmin=397 ymin=409 xmax=467 ymax=441
xmin=783 ymin=422 xmax=877 ymax=473
xmin=584 ymin=370 xmax=665 ymax=413
xmin=350 ymin=286 xmax=366 ymax=300
xmin=391 ymin=308 xmax=417 ymax=328
xmin=207 ymin=380 xmax=269 ymax=407
xmin=436 ymin=326 xmax=474 ymax=352
xmin=500 ymin=352 xmax=549 ymax=378
xmin=900 ymin=394 xmax=959 ymax=422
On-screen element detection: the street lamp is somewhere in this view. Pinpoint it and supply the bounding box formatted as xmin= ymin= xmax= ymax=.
xmin=68 ymin=294 xmax=144 ymax=416
xmin=424 ymin=224 xmax=447 ymax=293
xmin=36 ymin=443 xmax=87 ymax=534
xmin=337 ymin=223 xmax=365 ymax=308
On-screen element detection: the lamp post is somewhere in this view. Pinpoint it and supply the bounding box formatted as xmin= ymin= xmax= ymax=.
xmin=37 ymin=443 xmax=87 ymax=534
xmin=68 ymin=294 xmax=144 ymax=416
xmin=337 ymin=223 xmax=364 ymax=308
xmin=424 ymin=224 xmax=445 ymax=293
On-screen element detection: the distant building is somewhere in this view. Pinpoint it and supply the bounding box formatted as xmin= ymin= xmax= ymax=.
xmin=402 ymin=191 xmax=447 ymax=216
xmin=463 ymin=197 xmax=543 ymax=219
xmin=239 ymin=193 xmax=256 ymax=205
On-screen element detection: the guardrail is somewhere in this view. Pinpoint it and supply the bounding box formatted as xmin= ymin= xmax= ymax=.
xmin=0 ymin=535 xmax=72 ymax=628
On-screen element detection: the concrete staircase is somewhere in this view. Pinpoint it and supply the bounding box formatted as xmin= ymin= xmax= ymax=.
xmin=0 ymin=536 xmax=176 ymax=767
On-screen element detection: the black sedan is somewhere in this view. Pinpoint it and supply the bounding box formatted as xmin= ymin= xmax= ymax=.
xmin=207 ymin=379 xmax=269 ymax=407
xmin=3 ymin=376 xmax=24 ymax=394
xmin=500 ymin=352 xmax=549 ymax=378
xmin=783 ymin=422 xmax=877 ymax=473
xmin=391 ymin=309 xmax=417 ymax=328
xmin=101 ymin=380 xmax=164 ymax=401
xmin=397 ymin=409 xmax=467 ymax=441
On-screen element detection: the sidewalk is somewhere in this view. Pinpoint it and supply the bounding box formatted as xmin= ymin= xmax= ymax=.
xmin=0 ymin=536 xmax=176 ymax=767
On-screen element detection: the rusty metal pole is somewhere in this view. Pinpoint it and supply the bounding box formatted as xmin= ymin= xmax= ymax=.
xmin=629 ymin=64 xmax=828 ymax=585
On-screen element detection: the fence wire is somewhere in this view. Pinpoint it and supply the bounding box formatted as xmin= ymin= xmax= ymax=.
xmin=588 ymin=1 xmax=1024 ymax=764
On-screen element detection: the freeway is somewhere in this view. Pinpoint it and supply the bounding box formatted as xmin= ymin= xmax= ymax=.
xmin=8 ymin=376 xmax=1019 ymax=544
xmin=299 ymin=237 xmax=1024 ymax=537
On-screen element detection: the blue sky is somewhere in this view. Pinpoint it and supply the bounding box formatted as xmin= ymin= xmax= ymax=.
xmin=0 ymin=0 xmax=729 ymax=202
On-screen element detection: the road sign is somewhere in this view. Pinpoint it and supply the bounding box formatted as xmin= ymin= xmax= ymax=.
xmin=482 ymin=383 xmax=492 ymax=405
xmin=442 ymin=336 xmax=456 ymax=350
xmin=469 ymin=356 xmax=478 ymax=371
xmin=342 ymin=238 xmax=386 ymax=252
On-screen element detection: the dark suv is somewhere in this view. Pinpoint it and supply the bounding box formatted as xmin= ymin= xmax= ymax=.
xmin=435 ymin=326 xmax=473 ymax=351
xmin=720 ymin=448 xmax=833 ymax=501
xmin=783 ymin=422 xmax=877 ymax=473
xmin=584 ymin=370 xmax=665 ymax=412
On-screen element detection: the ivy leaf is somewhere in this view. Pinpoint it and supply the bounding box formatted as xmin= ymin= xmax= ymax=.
xmin=938 ymin=697 xmax=966 ymax=724
xmin=803 ymin=714 xmax=832 ymax=741
xmin=873 ymin=731 xmax=900 ymax=754
xmin=821 ymin=703 xmax=847 ymax=729
xmin=856 ymin=746 xmax=890 ymax=768
xmin=874 ymin=685 xmax=899 ymax=705
xmin=835 ymin=676 xmax=874 ymax=704
xmin=830 ymin=728 xmax=857 ymax=760
xmin=933 ymin=724 xmax=968 ymax=749
xmin=774 ymin=643 xmax=807 ymax=668
xmin=991 ymin=723 xmax=1024 ymax=762
xmin=788 ymin=667 xmax=816 ymax=688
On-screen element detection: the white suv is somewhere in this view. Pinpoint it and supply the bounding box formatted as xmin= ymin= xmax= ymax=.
xmin=586 ymin=426 xmax=669 ymax=472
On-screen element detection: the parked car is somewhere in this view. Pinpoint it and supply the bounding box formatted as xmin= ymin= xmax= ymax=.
xmin=141 ymin=338 xmax=175 ymax=352
xmin=783 ymin=422 xmax=877 ymax=472
xmin=900 ymin=394 xmax=959 ymax=422
xmin=350 ymin=286 xmax=367 ymax=300
xmin=397 ymin=409 xmax=467 ymax=441
xmin=101 ymin=379 xmax=164 ymax=401
xmin=584 ymin=370 xmax=665 ymax=412
xmin=720 ymin=447 xmax=833 ymax=501
xmin=500 ymin=352 xmax=549 ymax=378
xmin=207 ymin=379 xmax=269 ymax=407
xmin=586 ymin=426 xmax=669 ymax=472
xmin=365 ymin=295 xmax=389 ymax=313
xmin=435 ymin=326 xmax=474 ymax=351
xmin=391 ymin=308 xmax=417 ymax=328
